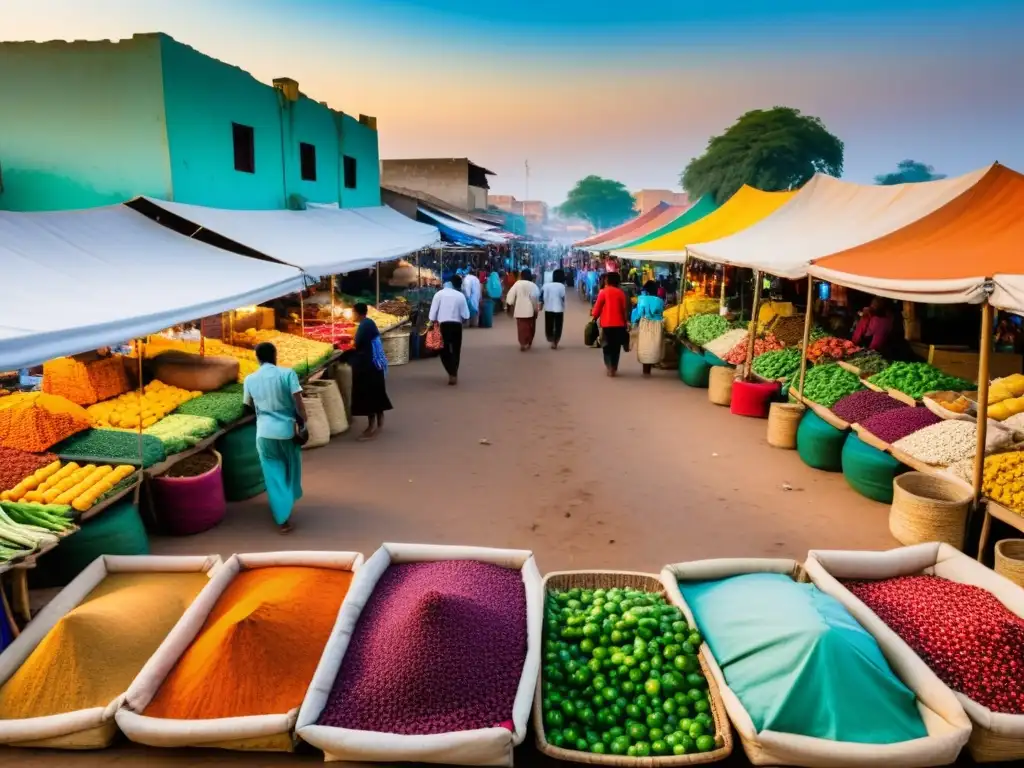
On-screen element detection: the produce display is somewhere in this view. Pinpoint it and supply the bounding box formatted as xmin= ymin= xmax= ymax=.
xmin=982 ymin=451 xmax=1024 ymax=512
xmin=750 ymin=348 xmax=802 ymax=380
xmin=805 ymin=336 xmax=861 ymax=364
xmin=859 ymin=406 xmax=942 ymax=445
xmin=146 ymin=566 xmax=353 ymax=719
xmin=173 ymin=386 xmax=246 ymax=426
xmin=703 ymin=328 xmax=748 ymax=360
xmin=368 ymin=305 xmax=404 ymax=329
xmin=892 ymin=420 xmax=1012 ymax=466
xmin=843 ymin=350 xmax=890 ymax=377
xmin=868 ymin=362 xmax=973 ymax=401
xmin=927 ymin=391 xmax=973 ymax=416
xmin=55 ymin=429 xmax=167 ymax=468
xmin=86 ymin=381 xmax=200 ymax=429
xmin=42 ymin=356 xmax=130 ymax=406
xmin=376 ymin=299 xmax=413 ymax=318
xmin=0 ymin=393 xmax=92 ymax=453
xmin=111 ymin=414 xmax=218 ymax=455
xmin=2 ymin=461 xmax=135 ymax=511
xmin=232 ymin=329 xmax=334 ymax=373
xmin=723 ymin=332 xmax=784 ymax=366
xmin=809 ymin=326 xmax=831 ymax=342
xmin=769 ymin=315 xmax=807 ymax=346
xmin=317 ymin=560 xmax=527 ymax=735
xmin=790 ymin=363 xmax=863 ymax=408
xmin=539 ymin=585 xmax=718 ymax=757
xmin=846 ymin=575 xmax=1024 ymax=714
xmin=1 ymin=500 xmax=75 ymax=534
xmin=831 ymin=390 xmax=906 ymax=424
xmin=988 ymin=395 xmax=1024 ymax=421
xmin=0 ymin=572 xmax=209 ymax=720
xmin=684 ymin=314 xmax=730 ymax=347
xmin=303 ymin=322 xmax=356 ymax=351
xmin=0 ymin=446 xmax=60 ymax=492
xmin=0 ymin=500 xmax=72 ymax=562
xmin=987 ymin=374 xmax=1024 ymax=405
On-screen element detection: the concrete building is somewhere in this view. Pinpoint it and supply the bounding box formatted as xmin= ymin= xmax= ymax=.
xmin=489 ymin=195 xmax=549 ymax=228
xmin=633 ymin=189 xmax=690 ymax=215
xmin=381 ymin=158 xmax=493 ymax=212
xmin=0 ymin=33 xmax=381 ymax=211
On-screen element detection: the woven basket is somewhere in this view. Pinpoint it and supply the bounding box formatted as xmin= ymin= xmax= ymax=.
xmin=708 ymin=366 xmax=734 ymax=407
xmin=889 ymin=472 xmax=971 ymax=549
xmin=329 ymin=363 xmax=353 ymax=421
xmin=994 ymin=539 xmax=1024 ymax=588
xmin=533 ymin=570 xmax=733 ymax=766
xmin=767 ymin=403 xmax=804 ymax=449
xmin=301 ymin=394 xmax=331 ymax=449
xmin=382 ymin=330 xmax=410 ymax=366
xmin=305 ymin=379 xmax=348 ymax=435
xmin=151 ymin=450 xmax=226 ymax=536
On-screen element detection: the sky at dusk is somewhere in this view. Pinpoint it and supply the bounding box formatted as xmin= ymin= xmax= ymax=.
xmin=5 ymin=0 xmax=1024 ymax=206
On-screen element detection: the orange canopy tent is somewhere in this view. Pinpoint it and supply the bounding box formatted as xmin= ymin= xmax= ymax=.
xmin=573 ymin=202 xmax=671 ymax=248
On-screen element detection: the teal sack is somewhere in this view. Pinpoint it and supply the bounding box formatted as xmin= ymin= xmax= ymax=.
xmin=704 ymin=350 xmax=730 ymax=368
xmin=681 ymin=573 xmax=926 ymax=744
xmin=797 ymin=409 xmax=845 ymax=471
xmin=679 ymin=346 xmax=711 ymax=388
xmin=842 ymin=432 xmax=906 ymax=503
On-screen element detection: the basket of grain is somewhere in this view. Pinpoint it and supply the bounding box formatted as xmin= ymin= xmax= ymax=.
xmin=304 ymin=379 xmax=348 ymax=435
xmin=151 ymin=450 xmax=226 ymax=536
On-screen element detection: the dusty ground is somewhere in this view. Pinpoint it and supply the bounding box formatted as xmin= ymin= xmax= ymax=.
xmin=5 ymin=296 xmax=901 ymax=768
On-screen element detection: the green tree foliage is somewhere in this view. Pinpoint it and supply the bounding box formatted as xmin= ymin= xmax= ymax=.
xmin=557 ymin=175 xmax=637 ymax=230
xmin=682 ymin=107 xmax=844 ymax=204
xmin=874 ymin=160 xmax=946 ymax=185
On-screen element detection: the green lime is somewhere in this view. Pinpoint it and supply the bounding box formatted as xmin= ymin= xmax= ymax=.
xmin=626 ymin=703 xmax=642 ymax=720
xmin=696 ymin=735 xmax=716 ymax=752
xmin=646 ymin=711 xmax=665 ymax=729
xmin=694 ymin=699 xmax=710 ymax=714
xmin=652 ymin=739 xmax=669 ymax=755
xmin=689 ymin=722 xmax=706 ymax=739
xmin=620 ymin=680 xmax=636 ymax=696
xmin=648 ymin=727 xmax=664 ymax=742
xmin=627 ymin=723 xmax=647 ymax=741
xmin=678 ymin=734 xmax=695 ymax=753
xmin=629 ymin=668 xmax=645 ymax=683
xmin=579 ymin=638 xmax=595 ymax=654
xmin=634 ymin=741 xmax=651 ymax=757
xmin=590 ymin=742 xmax=606 ymax=754
xmin=575 ymin=738 xmax=589 ymax=752
xmin=687 ymin=688 xmax=704 ymax=702
xmin=563 ymin=726 xmax=579 ymax=743
xmin=644 ymin=678 xmax=661 ymax=696
xmin=626 ymin=745 xmax=637 ymax=757
xmin=547 ymin=729 xmax=564 ymax=747
xmin=662 ymin=698 xmax=678 ymax=715
xmin=673 ymin=743 xmax=688 ymax=755
xmin=545 ymin=709 xmax=564 ymax=728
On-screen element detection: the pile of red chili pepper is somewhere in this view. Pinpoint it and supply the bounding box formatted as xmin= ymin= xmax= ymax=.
xmin=303 ymin=323 xmax=357 ymax=351
xmin=0 ymin=446 xmax=60 ymax=492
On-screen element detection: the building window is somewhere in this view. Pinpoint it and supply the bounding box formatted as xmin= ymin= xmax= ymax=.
xmin=343 ymin=155 xmax=357 ymax=189
xmin=300 ymin=142 xmax=317 ymax=181
xmin=232 ymin=123 xmax=255 ymax=173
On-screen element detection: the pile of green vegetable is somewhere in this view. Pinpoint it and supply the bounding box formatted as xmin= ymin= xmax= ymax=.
xmin=789 ymin=363 xmax=864 ymax=407
xmin=844 ymin=350 xmax=889 ymax=377
xmin=868 ymin=362 xmax=973 ymax=401
xmin=54 ymin=429 xmax=166 ymax=468
xmin=541 ymin=585 xmax=720 ymax=757
xmin=174 ymin=388 xmax=246 ymax=426
xmin=0 ymin=501 xmax=75 ymax=563
xmin=808 ymin=326 xmax=831 ymax=342
xmin=684 ymin=314 xmax=730 ymax=347
xmin=115 ymin=414 xmax=218 ymax=455
xmin=751 ymin=348 xmax=803 ymax=380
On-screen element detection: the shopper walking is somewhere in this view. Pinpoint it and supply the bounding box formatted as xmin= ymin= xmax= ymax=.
xmin=541 ymin=268 xmax=567 ymax=349
xmin=592 ymin=272 xmax=629 ymax=376
xmin=462 ymin=269 xmax=482 ymax=328
xmin=243 ymin=342 xmax=306 ymax=534
xmin=429 ymin=274 xmax=470 ymax=385
xmin=506 ymin=268 xmax=541 ymax=351
xmin=632 ymin=280 xmax=666 ymax=377
xmin=344 ymin=303 xmax=393 ymax=440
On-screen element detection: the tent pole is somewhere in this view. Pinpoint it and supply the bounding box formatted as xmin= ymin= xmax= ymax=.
xmin=375 ymin=263 xmax=381 ymax=306
xmin=330 ymin=276 xmax=337 ymax=346
xmin=797 ymin=276 xmax=814 ymax=397
xmin=719 ymin=267 xmax=727 ymax=311
xmin=974 ymin=301 xmax=994 ymax=561
xmin=744 ymin=271 xmax=763 ymax=380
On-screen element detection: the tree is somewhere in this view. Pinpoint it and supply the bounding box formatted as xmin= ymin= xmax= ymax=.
xmin=681 ymin=107 xmax=844 ymax=204
xmin=557 ymin=175 xmax=637 ymax=230
xmin=874 ymin=160 xmax=946 ymax=185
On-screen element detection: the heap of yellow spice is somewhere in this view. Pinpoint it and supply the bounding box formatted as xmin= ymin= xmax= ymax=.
xmin=983 ymin=451 xmax=1024 ymax=513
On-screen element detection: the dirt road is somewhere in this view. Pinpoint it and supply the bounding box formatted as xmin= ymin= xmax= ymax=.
xmin=6 ymin=295 xmax=898 ymax=768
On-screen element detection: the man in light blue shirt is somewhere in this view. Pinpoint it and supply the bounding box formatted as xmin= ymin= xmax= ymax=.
xmin=243 ymin=342 xmax=307 ymax=533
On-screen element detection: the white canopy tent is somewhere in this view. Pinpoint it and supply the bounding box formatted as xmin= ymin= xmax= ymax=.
xmin=416 ymin=206 xmax=508 ymax=244
xmin=0 ymin=205 xmax=306 ymax=370
xmin=136 ymin=198 xmax=440 ymax=278
xmin=686 ymin=168 xmax=989 ymax=278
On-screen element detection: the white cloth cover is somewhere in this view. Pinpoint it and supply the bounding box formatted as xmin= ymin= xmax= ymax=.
xmin=0 ymin=554 xmax=220 ymax=746
xmin=0 ymin=206 xmax=306 ymax=370
xmin=992 ymin=276 xmax=1024 ymax=317
xmin=115 ymin=551 xmax=363 ymax=750
xmin=138 ymin=198 xmax=440 ymax=278
xmin=806 ymin=544 xmax=1024 ymax=747
xmin=687 ymin=168 xmax=988 ymax=279
xmin=660 ymin=557 xmax=971 ymax=767
xmin=296 ymin=542 xmax=543 ymax=766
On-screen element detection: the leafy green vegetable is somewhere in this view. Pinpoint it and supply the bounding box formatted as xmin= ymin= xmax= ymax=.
xmin=868 ymin=362 xmax=973 ymax=400
xmin=54 ymin=429 xmax=166 ymax=468
xmin=751 ymin=348 xmax=803 ymax=380
xmin=174 ymin=389 xmax=246 ymax=426
xmin=685 ymin=314 xmax=730 ymax=347
xmin=789 ymin=363 xmax=863 ymax=407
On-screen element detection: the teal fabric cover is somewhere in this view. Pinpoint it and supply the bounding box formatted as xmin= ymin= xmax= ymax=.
xmin=704 ymin=350 xmax=730 ymax=367
xmin=679 ymin=573 xmax=927 ymax=744
xmin=679 ymin=346 xmax=711 ymax=387
xmin=797 ymin=409 xmax=846 ymax=471
xmin=842 ymin=432 xmax=906 ymax=503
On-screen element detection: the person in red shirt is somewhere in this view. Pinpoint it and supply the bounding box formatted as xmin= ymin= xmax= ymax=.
xmin=592 ymin=272 xmax=629 ymax=376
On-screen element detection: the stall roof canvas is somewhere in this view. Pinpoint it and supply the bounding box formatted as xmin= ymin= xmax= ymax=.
xmin=573 ymin=202 xmax=671 ymax=248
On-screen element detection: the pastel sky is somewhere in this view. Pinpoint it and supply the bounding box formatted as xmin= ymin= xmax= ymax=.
xmin=5 ymin=0 xmax=1024 ymax=205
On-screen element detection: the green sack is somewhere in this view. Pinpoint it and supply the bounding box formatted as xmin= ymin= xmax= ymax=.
xmin=217 ymin=422 xmax=266 ymax=501
xmin=47 ymin=499 xmax=149 ymax=585
xmin=679 ymin=346 xmax=711 ymax=388
xmin=797 ymin=409 xmax=846 ymax=472
xmin=680 ymin=573 xmax=927 ymax=744
xmin=842 ymin=432 xmax=907 ymax=503
xmin=704 ymin=350 xmax=730 ymax=368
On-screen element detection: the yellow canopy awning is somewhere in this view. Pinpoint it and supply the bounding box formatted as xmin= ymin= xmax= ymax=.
xmin=612 ymin=185 xmax=796 ymax=262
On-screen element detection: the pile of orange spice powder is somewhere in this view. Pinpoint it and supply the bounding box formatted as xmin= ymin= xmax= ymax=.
xmin=144 ymin=566 xmax=353 ymax=719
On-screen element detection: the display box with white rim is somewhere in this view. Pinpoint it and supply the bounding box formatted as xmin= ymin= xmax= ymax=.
xmin=296 ymin=542 xmax=543 ymax=766
xmin=0 ymin=554 xmax=220 ymax=749
xmin=660 ymin=557 xmax=971 ymax=768
xmin=115 ymin=550 xmax=363 ymax=752
xmin=806 ymin=543 xmax=1024 ymax=763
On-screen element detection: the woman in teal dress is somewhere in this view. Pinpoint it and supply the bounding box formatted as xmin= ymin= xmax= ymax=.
xmin=632 ymin=280 xmax=666 ymax=376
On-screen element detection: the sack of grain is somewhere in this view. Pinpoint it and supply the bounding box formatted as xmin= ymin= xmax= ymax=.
xmin=151 ymin=352 xmax=239 ymax=393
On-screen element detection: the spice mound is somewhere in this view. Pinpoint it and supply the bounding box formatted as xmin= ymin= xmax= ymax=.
xmin=0 ymin=393 xmax=92 ymax=453
xmin=0 ymin=572 xmax=208 ymax=719
xmin=318 ymin=560 xmax=527 ymax=735
xmin=145 ymin=566 xmax=352 ymax=719
xmin=846 ymin=575 xmax=1024 ymax=714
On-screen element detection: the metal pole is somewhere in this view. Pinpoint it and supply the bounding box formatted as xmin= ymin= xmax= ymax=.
xmin=375 ymin=263 xmax=381 ymax=306
xmin=974 ymin=301 xmax=994 ymax=560
xmin=797 ymin=275 xmax=814 ymax=397
xmin=744 ymin=271 xmax=763 ymax=380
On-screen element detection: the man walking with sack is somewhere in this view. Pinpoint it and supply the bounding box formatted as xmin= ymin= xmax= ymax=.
xmin=428 ymin=274 xmax=471 ymax=385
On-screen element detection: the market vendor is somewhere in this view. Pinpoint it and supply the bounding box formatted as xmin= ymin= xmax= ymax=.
xmin=243 ymin=342 xmax=307 ymax=534
xmin=853 ymin=298 xmax=895 ymax=354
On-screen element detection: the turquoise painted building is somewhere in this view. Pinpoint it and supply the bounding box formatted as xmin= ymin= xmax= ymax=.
xmin=0 ymin=33 xmax=381 ymax=211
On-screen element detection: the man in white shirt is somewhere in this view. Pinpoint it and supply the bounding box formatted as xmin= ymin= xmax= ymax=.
xmin=505 ymin=268 xmax=541 ymax=352
xmin=461 ymin=270 xmax=482 ymax=328
xmin=540 ymin=268 xmax=567 ymax=350
xmin=428 ymin=274 xmax=471 ymax=385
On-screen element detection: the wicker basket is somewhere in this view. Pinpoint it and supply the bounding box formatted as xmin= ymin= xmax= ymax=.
xmin=533 ymin=570 xmax=733 ymax=766
xmin=304 ymin=379 xmax=348 ymax=435
xmin=707 ymin=366 xmax=734 ymax=407
xmin=382 ymin=330 xmax=410 ymax=366
xmin=994 ymin=539 xmax=1024 ymax=588
xmin=767 ymin=403 xmax=804 ymax=449
xmin=301 ymin=394 xmax=331 ymax=449
xmin=889 ymin=472 xmax=971 ymax=549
